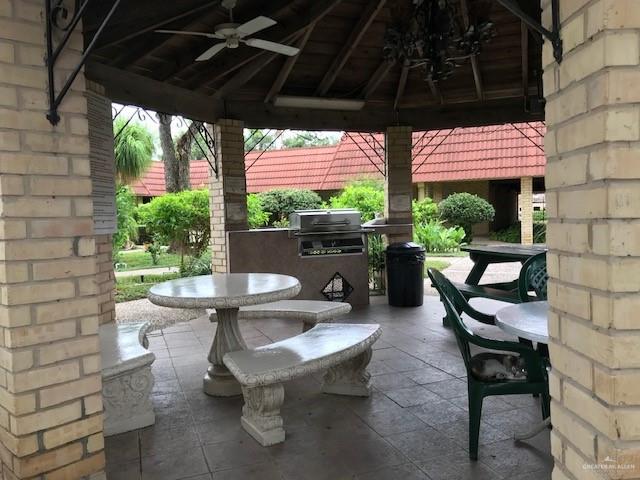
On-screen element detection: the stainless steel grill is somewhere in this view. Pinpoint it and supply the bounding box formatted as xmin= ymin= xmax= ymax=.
xmin=289 ymin=209 xmax=367 ymax=257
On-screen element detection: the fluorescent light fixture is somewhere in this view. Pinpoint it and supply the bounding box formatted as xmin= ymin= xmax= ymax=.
xmin=273 ymin=95 xmax=365 ymax=111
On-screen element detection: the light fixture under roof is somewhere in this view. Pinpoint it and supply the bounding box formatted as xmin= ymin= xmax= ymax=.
xmin=273 ymin=96 xmax=366 ymax=111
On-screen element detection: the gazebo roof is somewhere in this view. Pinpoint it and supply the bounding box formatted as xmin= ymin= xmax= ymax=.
xmin=83 ymin=0 xmax=544 ymax=131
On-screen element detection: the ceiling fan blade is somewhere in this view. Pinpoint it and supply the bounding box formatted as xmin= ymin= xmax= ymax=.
xmin=236 ymin=16 xmax=277 ymax=37
xmin=243 ymin=38 xmax=300 ymax=56
xmin=196 ymin=43 xmax=227 ymax=61
xmin=155 ymin=29 xmax=221 ymax=39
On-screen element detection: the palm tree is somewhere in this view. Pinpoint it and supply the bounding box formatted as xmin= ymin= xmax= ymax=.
xmin=113 ymin=118 xmax=154 ymax=185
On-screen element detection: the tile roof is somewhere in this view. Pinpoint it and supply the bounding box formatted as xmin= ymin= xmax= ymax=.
xmin=130 ymin=122 xmax=545 ymax=196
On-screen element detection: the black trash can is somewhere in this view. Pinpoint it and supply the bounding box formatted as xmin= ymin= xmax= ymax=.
xmin=386 ymin=242 xmax=426 ymax=307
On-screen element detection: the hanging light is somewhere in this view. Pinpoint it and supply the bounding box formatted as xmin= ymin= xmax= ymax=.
xmin=383 ymin=0 xmax=496 ymax=83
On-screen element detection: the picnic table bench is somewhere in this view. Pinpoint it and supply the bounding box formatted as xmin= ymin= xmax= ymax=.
xmin=444 ymin=244 xmax=547 ymax=325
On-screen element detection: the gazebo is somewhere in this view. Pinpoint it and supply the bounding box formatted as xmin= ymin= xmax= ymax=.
xmin=0 ymin=0 xmax=637 ymax=478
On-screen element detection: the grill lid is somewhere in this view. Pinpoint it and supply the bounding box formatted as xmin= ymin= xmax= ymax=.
xmin=289 ymin=209 xmax=362 ymax=233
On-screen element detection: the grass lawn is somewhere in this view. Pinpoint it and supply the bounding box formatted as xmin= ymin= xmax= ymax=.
xmin=115 ymin=249 xmax=182 ymax=271
xmin=115 ymin=273 xmax=180 ymax=303
xmin=424 ymin=251 xmax=468 ymax=257
xmin=424 ymin=259 xmax=451 ymax=272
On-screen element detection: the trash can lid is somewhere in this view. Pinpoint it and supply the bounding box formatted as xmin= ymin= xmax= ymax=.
xmin=386 ymin=242 xmax=425 ymax=253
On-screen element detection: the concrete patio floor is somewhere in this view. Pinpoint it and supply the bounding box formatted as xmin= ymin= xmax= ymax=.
xmin=105 ymin=294 xmax=552 ymax=480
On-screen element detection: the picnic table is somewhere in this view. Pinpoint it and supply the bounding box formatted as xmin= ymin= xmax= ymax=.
xmin=441 ymin=244 xmax=547 ymax=326
xmin=461 ymin=244 xmax=547 ymax=288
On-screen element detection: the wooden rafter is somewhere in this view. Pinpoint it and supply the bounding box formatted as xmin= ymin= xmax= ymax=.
xmin=182 ymin=0 xmax=343 ymax=91
xmin=393 ymin=60 xmax=409 ymax=110
xmin=93 ymin=1 xmax=218 ymax=51
xmin=459 ymin=0 xmax=484 ymax=101
xmin=314 ymin=0 xmax=386 ymax=96
xmin=362 ymin=60 xmax=395 ymax=100
xmin=427 ymin=78 xmax=443 ymax=104
xmin=265 ymin=25 xmax=316 ymax=103
xmin=110 ymin=6 xmax=225 ymax=69
xmin=521 ymin=21 xmax=529 ymax=104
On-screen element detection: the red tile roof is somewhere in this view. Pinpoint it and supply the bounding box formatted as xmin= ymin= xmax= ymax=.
xmin=130 ymin=122 xmax=545 ymax=196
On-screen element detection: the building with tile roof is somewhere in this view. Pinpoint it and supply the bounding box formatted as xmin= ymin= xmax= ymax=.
xmin=131 ymin=122 xmax=545 ymax=232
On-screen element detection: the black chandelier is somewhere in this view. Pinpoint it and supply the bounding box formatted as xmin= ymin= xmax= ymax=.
xmin=383 ymin=0 xmax=496 ymax=83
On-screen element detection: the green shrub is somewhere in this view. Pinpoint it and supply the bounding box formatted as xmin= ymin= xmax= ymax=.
xmin=137 ymin=189 xmax=210 ymax=260
xmin=258 ymin=188 xmax=322 ymax=225
xmin=490 ymin=222 xmax=547 ymax=244
xmin=180 ymin=250 xmax=212 ymax=277
xmin=113 ymin=185 xmax=138 ymax=252
xmin=247 ymin=193 xmax=270 ymax=229
xmin=533 ymin=209 xmax=547 ymax=222
xmin=328 ymin=179 xmax=384 ymax=222
xmin=438 ymin=193 xmax=495 ymax=242
xmin=412 ymin=197 xmax=438 ymax=225
xmin=414 ymin=220 xmax=466 ymax=253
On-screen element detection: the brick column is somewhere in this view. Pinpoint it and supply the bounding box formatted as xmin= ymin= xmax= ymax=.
xmin=209 ymin=119 xmax=248 ymax=273
xmin=384 ymin=126 xmax=413 ymax=243
xmin=543 ymin=0 xmax=640 ymax=478
xmin=95 ymin=235 xmax=115 ymax=325
xmin=520 ymin=176 xmax=534 ymax=245
xmin=0 ymin=1 xmax=104 ymax=478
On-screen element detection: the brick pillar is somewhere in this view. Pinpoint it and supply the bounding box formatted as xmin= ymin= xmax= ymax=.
xmin=384 ymin=126 xmax=413 ymax=243
xmin=520 ymin=177 xmax=534 ymax=245
xmin=95 ymin=235 xmax=115 ymax=325
xmin=209 ymin=119 xmax=248 ymax=273
xmin=543 ymin=0 xmax=640 ymax=478
xmin=0 ymin=1 xmax=105 ymax=478
xmin=417 ymin=183 xmax=426 ymax=201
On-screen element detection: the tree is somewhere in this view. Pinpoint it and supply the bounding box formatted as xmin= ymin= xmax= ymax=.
xmin=257 ymin=189 xmax=323 ymax=225
xmin=174 ymin=121 xmax=204 ymax=192
xmin=283 ymin=132 xmax=336 ymax=148
xmin=244 ymin=129 xmax=276 ymax=151
xmin=157 ymin=113 xmax=180 ymax=193
xmin=329 ymin=179 xmax=384 ymax=222
xmin=113 ymin=118 xmax=154 ymax=185
xmin=137 ymin=189 xmax=211 ymax=264
xmin=439 ymin=192 xmax=495 ymax=242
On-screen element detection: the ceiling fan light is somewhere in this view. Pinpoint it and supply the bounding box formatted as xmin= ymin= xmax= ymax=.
xmin=273 ymin=96 xmax=366 ymax=111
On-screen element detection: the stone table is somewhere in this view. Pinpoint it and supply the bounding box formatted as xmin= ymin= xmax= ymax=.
xmin=148 ymin=273 xmax=301 ymax=396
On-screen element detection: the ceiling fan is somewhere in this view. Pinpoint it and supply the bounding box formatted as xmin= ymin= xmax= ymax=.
xmin=155 ymin=0 xmax=300 ymax=62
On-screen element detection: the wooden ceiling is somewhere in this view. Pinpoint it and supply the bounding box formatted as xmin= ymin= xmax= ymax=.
xmin=83 ymin=0 xmax=544 ymax=131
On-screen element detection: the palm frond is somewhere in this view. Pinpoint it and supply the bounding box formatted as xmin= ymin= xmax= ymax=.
xmin=113 ymin=118 xmax=154 ymax=184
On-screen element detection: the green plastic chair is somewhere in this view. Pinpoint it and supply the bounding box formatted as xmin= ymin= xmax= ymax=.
xmin=518 ymin=252 xmax=548 ymax=302
xmin=428 ymin=268 xmax=550 ymax=460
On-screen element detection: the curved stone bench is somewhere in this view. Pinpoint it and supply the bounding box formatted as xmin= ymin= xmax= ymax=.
xmin=223 ymin=323 xmax=381 ymax=446
xmin=208 ymin=300 xmax=352 ymax=332
xmin=100 ymin=323 xmax=155 ymax=436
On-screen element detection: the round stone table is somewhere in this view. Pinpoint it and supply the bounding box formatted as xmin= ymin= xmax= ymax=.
xmin=148 ymin=273 xmax=301 ymax=396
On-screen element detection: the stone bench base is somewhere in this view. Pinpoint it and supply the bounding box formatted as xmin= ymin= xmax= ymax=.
xmin=224 ymin=323 xmax=381 ymax=446
xmin=100 ymin=323 xmax=156 ymax=436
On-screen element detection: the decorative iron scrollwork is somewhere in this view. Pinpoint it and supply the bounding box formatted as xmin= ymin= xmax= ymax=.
xmin=45 ymin=0 xmax=122 ymax=125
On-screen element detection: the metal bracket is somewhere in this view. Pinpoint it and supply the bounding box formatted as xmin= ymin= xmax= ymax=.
xmin=495 ymin=0 xmax=562 ymax=63
xmin=45 ymin=0 xmax=122 ymax=125
xmin=187 ymin=121 xmax=219 ymax=179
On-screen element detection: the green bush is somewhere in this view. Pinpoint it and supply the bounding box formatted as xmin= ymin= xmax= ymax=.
xmin=113 ymin=185 xmax=138 ymax=253
xmin=258 ymin=188 xmax=322 ymax=225
xmin=533 ymin=209 xmax=547 ymax=222
xmin=439 ymin=193 xmax=495 ymax=242
xmin=328 ymin=179 xmax=384 ymax=222
xmin=180 ymin=250 xmax=212 ymax=277
xmin=137 ymin=189 xmax=210 ymax=260
xmin=412 ymin=197 xmax=438 ymax=225
xmin=490 ymin=222 xmax=546 ymax=244
xmin=247 ymin=193 xmax=270 ymax=229
xmin=414 ymin=220 xmax=466 ymax=253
